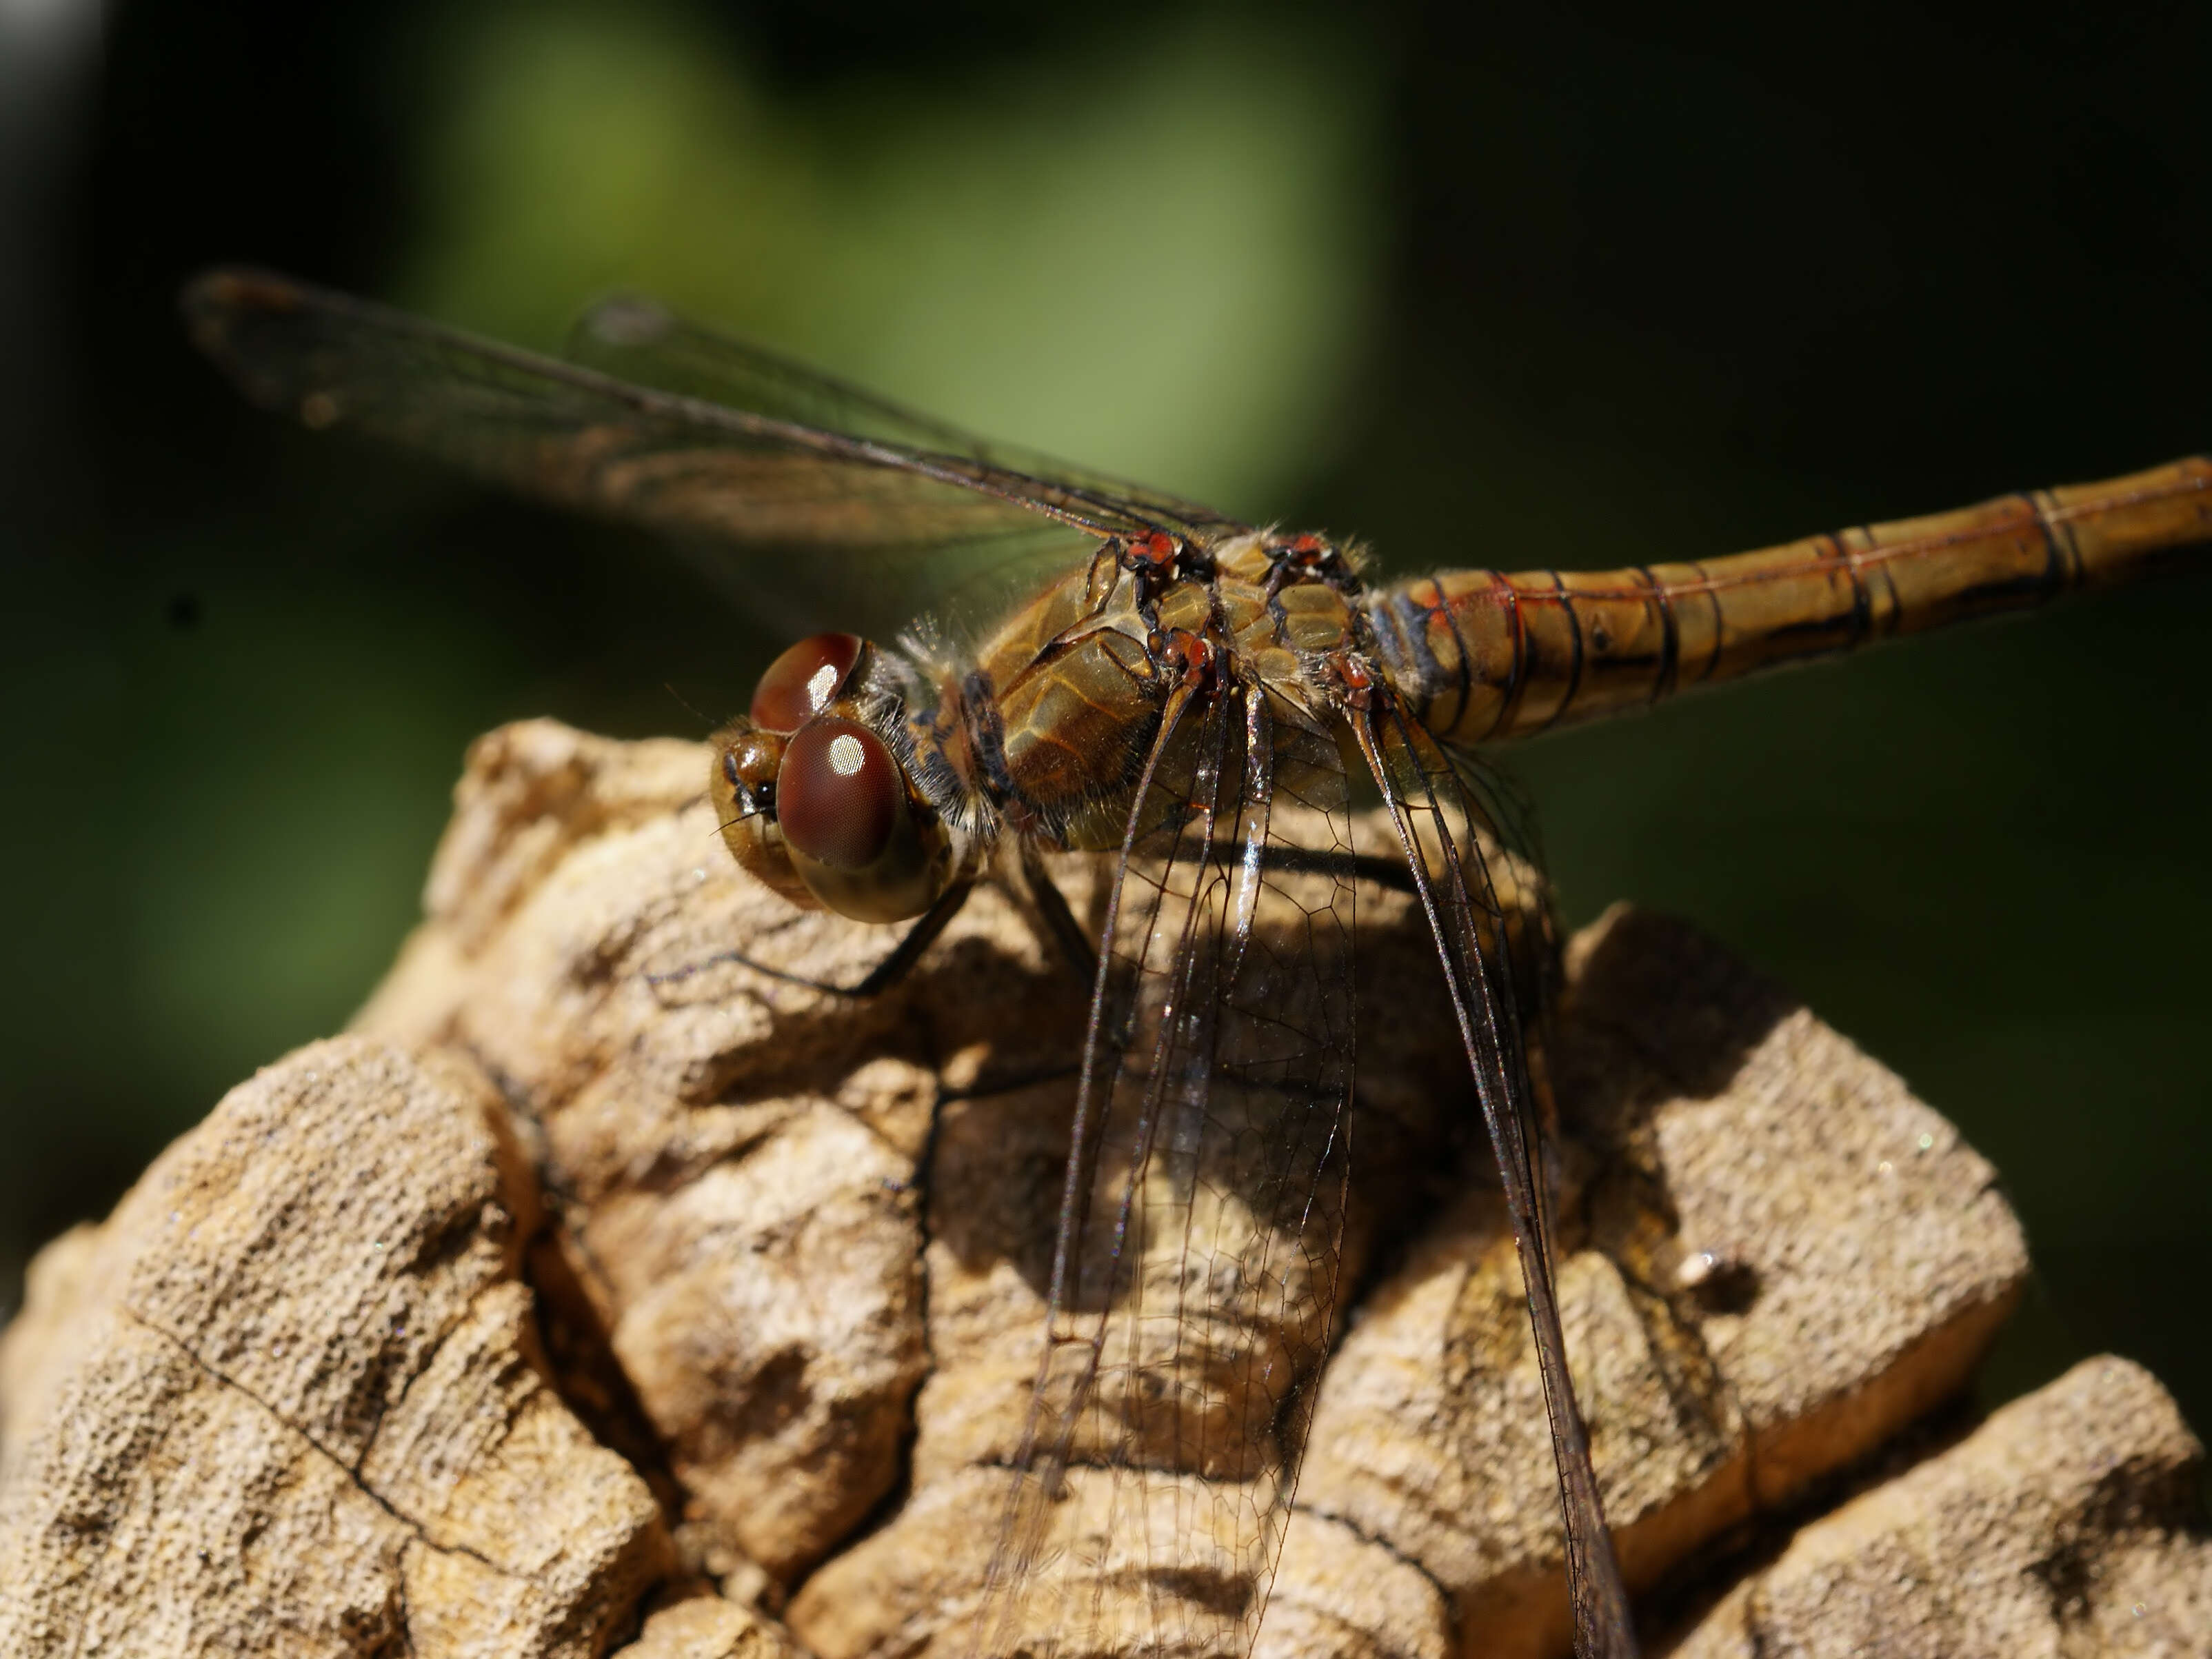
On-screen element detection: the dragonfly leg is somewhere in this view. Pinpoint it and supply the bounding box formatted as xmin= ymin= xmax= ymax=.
xmin=648 ymin=878 xmax=976 ymax=1000
xmin=1017 ymin=841 xmax=1098 ymax=984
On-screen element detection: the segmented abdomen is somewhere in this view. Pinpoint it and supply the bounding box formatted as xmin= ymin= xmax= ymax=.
xmin=1367 ymin=456 xmax=2212 ymax=745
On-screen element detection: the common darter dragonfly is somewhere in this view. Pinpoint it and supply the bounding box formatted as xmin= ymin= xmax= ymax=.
xmin=183 ymin=268 xmax=2211 ymax=1659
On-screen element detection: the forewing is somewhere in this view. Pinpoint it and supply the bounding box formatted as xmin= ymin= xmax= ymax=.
xmin=1349 ymin=701 xmax=1638 ymax=1659
xmin=568 ymin=294 xmax=1249 ymax=545
xmin=180 ymin=268 xmax=1192 ymax=637
xmin=967 ymin=675 xmax=1359 ymax=1658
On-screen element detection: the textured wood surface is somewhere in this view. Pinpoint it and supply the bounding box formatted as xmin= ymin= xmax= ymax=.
xmin=1 ymin=720 xmax=2202 ymax=1658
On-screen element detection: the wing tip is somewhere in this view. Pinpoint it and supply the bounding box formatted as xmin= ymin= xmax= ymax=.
xmin=179 ymin=265 xmax=306 ymax=330
xmin=177 ymin=266 xmax=328 ymax=410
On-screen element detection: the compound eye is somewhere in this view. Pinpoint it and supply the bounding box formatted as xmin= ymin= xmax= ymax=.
xmin=779 ymin=718 xmax=901 ymax=870
xmin=750 ymin=633 xmax=865 ymax=733
xmin=776 ymin=718 xmax=940 ymax=923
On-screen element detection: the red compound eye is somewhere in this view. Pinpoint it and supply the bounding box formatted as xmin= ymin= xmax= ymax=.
xmin=777 ymin=718 xmax=902 ymax=872
xmin=750 ymin=633 xmax=865 ymax=733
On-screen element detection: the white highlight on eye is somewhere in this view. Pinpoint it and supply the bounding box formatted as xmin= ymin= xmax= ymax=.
xmin=827 ymin=732 xmax=867 ymax=776
xmin=807 ymin=663 xmax=840 ymax=712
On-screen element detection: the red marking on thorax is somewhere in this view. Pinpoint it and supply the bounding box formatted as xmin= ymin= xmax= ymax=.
xmin=1327 ymin=649 xmax=1379 ymax=710
xmin=1160 ymin=628 xmax=1215 ymax=687
xmin=1131 ymin=531 xmax=1178 ymax=570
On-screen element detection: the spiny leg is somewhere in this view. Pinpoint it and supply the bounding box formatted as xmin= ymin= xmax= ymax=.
xmin=1018 ymin=838 xmax=1100 ymax=985
xmin=647 ymin=877 xmax=977 ymax=999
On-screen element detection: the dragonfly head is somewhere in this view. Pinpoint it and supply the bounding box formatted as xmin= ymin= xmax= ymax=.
xmin=709 ymin=632 xmax=954 ymax=925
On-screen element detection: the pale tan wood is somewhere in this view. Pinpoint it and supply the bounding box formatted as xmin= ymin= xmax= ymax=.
xmin=0 ymin=1033 xmax=670 ymax=1657
xmin=1667 ymin=1355 xmax=2211 ymax=1657
xmin=1 ymin=721 xmax=2201 ymax=1658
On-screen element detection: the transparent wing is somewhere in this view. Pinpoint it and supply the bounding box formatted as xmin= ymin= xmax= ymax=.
xmin=966 ymin=672 xmax=1359 ymax=1658
xmin=1349 ymin=697 xmax=1638 ymax=1659
xmin=567 ymin=294 xmax=1249 ymax=545
xmin=181 ymin=268 xmax=1248 ymax=639
xmin=1444 ymin=745 xmax=1571 ymax=1145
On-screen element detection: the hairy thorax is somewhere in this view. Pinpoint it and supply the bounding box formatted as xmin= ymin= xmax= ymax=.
xmin=958 ymin=532 xmax=1364 ymax=854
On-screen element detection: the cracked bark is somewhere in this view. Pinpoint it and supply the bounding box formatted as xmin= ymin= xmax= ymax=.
xmin=119 ymin=1309 xmax=516 ymax=1582
xmin=1 ymin=720 xmax=2204 ymax=1658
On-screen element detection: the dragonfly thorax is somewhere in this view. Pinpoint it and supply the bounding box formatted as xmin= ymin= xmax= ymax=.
xmin=948 ymin=529 xmax=1371 ymax=856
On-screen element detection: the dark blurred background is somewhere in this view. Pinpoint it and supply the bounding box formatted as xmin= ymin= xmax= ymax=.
xmin=3 ymin=0 xmax=2206 ymax=1447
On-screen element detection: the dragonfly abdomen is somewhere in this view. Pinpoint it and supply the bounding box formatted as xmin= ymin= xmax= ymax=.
xmin=1368 ymin=456 xmax=2212 ymax=745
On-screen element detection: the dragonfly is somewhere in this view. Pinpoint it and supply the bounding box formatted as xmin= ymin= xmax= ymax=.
xmin=182 ymin=267 xmax=2212 ymax=1659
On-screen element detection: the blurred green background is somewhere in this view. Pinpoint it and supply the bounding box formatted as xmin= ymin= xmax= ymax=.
xmin=3 ymin=0 xmax=2206 ymax=1451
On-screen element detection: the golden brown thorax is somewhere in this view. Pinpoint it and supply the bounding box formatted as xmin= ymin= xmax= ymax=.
xmin=965 ymin=534 xmax=1360 ymax=852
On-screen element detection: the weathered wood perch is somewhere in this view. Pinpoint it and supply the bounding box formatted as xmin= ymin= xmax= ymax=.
xmin=1 ymin=719 xmax=2204 ymax=1657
